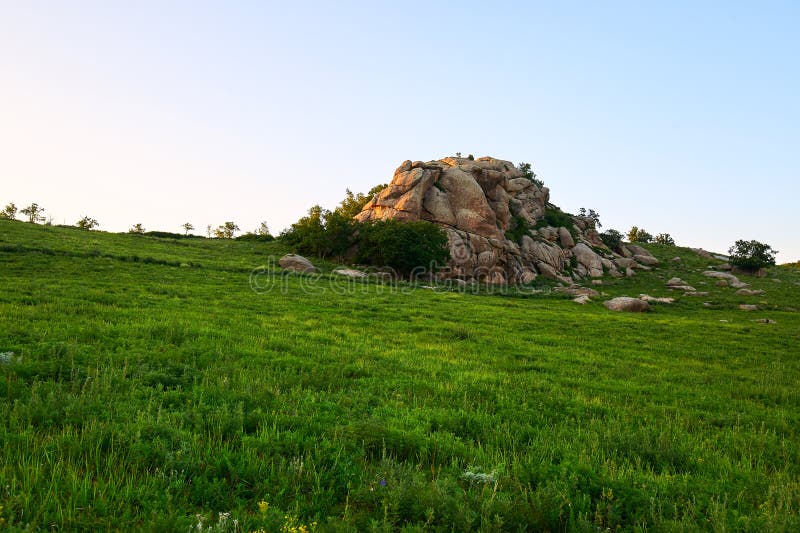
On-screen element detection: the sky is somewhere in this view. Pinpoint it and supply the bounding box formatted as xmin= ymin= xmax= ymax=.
xmin=1 ymin=1 xmax=798 ymax=261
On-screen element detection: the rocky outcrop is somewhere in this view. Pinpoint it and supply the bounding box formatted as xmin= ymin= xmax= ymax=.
xmin=356 ymin=156 xmax=643 ymax=283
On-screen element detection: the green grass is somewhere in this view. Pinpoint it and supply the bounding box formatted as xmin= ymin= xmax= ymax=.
xmin=1 ymin=220 xmax=799 ymax=531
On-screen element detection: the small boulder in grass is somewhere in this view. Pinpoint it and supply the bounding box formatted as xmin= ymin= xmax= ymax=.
xmin=739 ymin=304 xmax=759 ymax=311
xmin=603 ymin=297 xmax=651 ymax=312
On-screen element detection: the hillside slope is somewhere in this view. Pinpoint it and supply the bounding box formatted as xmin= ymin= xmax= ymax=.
xmin=1 ymin=220 xmax=799 ymax=530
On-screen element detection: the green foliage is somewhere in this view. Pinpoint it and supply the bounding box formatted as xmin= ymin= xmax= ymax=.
xmin=517 ymin=162 xmax=544 ymax=187
xmin=76 ymin=216 xmax=99 ymax=230
xmin=334 ymin=185 xmax=386 ymax=219
xmin=504 ymin=214 xmax=531 ymax=244
xmin=578 ymin=207 xmax=602 ymax=228
xmin=143 ymin=230 xmax=196 ymax=240
xmin=129 ymin=223 xmax=145 ymax=235
xmin=728 ymin=239 xmax=778 ymax=271
xmin=355 ymin=219 xmax=450 ymax=278
xmin=535 ymin=207 xmax=573 ymax=230
xmin=600 ymin=229 xmax=624 ymax=252
xmin=1 ymin=202 xmax=17 ymax=220
xmin=655 ymin=233 xmax=676 ymax=245
xmin=181 ymin=222 xmax=194 ymax=236
xmin=213 ymin=222 xmax=240 ymax=239
xmin=627 ymin=226 xmax=653 ymax=243
xmin=0 ymin=220 xmax=799 ymax=529
xmin=19 ymin=202 xmax=45 ymax=224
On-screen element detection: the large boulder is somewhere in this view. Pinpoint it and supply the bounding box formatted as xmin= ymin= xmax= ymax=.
xmin=603 ymin=297 xmax=651 ymax=312
xmin=355 ymin=155 xmax=617 ymax=283
xmin=279 ymin=254 xmax=318 ymax=273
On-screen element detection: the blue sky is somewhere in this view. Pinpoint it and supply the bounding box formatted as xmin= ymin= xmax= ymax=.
xmin=1 ymin=1 xmax=798 ymax=261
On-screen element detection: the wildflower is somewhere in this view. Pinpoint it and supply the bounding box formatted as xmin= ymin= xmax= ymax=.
xmin=379 ymin=479 xmax=387 ymax=487
xmin=258 ymin=500 xmax=269 ymax=514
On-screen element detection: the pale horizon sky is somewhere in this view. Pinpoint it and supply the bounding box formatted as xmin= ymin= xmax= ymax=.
xmin=1 ymin=1 xmax=798 ymax=261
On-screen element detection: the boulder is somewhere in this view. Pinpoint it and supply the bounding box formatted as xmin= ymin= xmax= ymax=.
xmin=739 ymin=304 xmax=759 ymax=311
xmin=558 ymin=227 xmax=575 ymax=248
xmin=736 ymin=289 xmax=764 ymax=296
xmin=279 ymin=254 xmax=318 ymax=273
xmin=633 ymin=254 xmax=659 ymax=266
xmin=639 ymin=294 xmax=675 ymax=303
xmin=333 ymin=268 xmax=367 ymax=278
xmin=572 ymin=295 xmax=591 ymax=305
xmin=603 ymin=297 xmax=651 ymax=312
xmin=572 ymin=243 xmax=604 ymax=278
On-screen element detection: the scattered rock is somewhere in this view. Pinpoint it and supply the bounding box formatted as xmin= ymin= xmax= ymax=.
xmin=279 ymin=254 xmax=318 ymax=273
xmin=633 ymin=254 xmax=660 ymax=266
xmin=591 ymin=279 xmax=603 ymax=285
xmin=671 ymin=256 xmax=682 ymax=263
xmin=755 ymin=318 xmax=776 ymax=324
xmin=684 ymin=291 xmax=709 ymax=296
xmin=558 ymin=286 xmax=600 ymax=297
xmin=691 ymin=248 xmax=715 ymax=259
xmin=332 ymin=268 xmax=368 ymax=278
xmin=639 ymin=294 xmax=675 ymax=303
xmin=603 ymin=297 xmax=651 ymax=312
xmin=572 ymin=295 xmax=591 ymax=305
xmin=665 ymin=277 xmax=695 ymax=291
xmin=735 ymin=288 xmax=764 ymax=296
xmin=738 ymin=304 xmax=759 ymax=311
xmin=715 ymin=280 xmax=729 ymax=287
xmin=717 ymin=263 xmax=732 ymax=271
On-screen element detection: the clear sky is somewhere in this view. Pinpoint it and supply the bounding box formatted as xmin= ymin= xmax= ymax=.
xmin=1 ymin=1 xmax=798 ymax=261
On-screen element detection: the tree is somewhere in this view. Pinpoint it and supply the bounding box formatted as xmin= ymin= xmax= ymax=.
xmin=627 ymin=226 xmax=653 ymax=243
xmin=20 ymin=203 xmax=45 ymax=223
xmin=517 ymin=162 xmax=544 ymax=187
xmin=355 ymin=219 xmax=450 ymax=278
xmin=655 ymin=233 xmax=675 ymax=246
xmin=255 ymin=221 xmax=271 ymax=237
xmin=728 ymin=240 xmax=777 ymax=272
xmin=1 ymin=202 xmax=17 ymax=220
xmin=129 ymin=223 xmax=145 ymax=234
xmin=600 ymin=229 xmax=624 ymax=252
xmin=76 ymin=216 xmax=99 ymax=230
xmin=578 ymin=207 xmax=602 ymax=228
xmin=213 ymin=221 xmax=239 ymax=239
xmin=334 ymin=185 xmax=386 ymax=219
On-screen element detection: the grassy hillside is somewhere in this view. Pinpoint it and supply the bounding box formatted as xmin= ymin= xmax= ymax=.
xmin=1 ymin=220 xmax=799 ymax=531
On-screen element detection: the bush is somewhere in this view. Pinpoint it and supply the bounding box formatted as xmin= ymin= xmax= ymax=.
xmin=599 ymin=229 xmax=624 ymax=252
xmin=355 ymin=219 xmax=449 ymax=278
xmin=627 ymin=226 xmax=653 ymax=243
xmin=517 ymin=162 xmax=544 ymax=187
xmin=728 ymin=240 xmax=777 ymax=272
xmin=505 ymin=215 xmax=531 ymax=244
xmin=535 ymin=207 xmax=573 ymax=230
xmin=654 ymin=233 xmax=675 ymax=246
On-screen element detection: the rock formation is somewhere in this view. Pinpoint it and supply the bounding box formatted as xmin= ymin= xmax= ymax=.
xmin=356 ymin=156 xmax=658 ymax=283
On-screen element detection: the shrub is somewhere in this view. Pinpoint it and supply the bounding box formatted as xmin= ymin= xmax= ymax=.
xmin=505 ymin=215 xmax=531 ymax=244
xmin=76 ymin=216 xmax=99 ymax=230
xmin=517 ymin=162 xmax=544 ymax=187
xmin=578 ymin=208 xmax=602 ymax=228
xmin=129 ymin=223 xmax=145 ymax=235
xmin=535 ymin=207 xmax=573 ymax=230
xmin=599 ymin=229 xmax=624 ymax=252
xmin=728 ymin=240 xmax=777 ymax=272
xmin=654 ymin=233 xmax=675 ymax=246
xmin=355 ymin=219 xmax=450 ymax=278
xmin=627 ymin=226 xmax=653 ymax=243
xmin=1 ymin=202 xmax=17 ymax=220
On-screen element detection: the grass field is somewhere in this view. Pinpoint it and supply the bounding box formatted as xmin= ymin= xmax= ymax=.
xmin=1 ymin=219 xmax=799 ymax=531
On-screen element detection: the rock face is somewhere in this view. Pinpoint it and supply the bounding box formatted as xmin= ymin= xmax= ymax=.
xmin=356 ymin=156 xmax=639 ymax=283
xmin=279 ymin=254 xmax=318 ymax=273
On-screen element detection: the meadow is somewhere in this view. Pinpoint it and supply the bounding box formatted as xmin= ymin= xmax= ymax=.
xmin=1 ymin=219 xmax=799 ymax=531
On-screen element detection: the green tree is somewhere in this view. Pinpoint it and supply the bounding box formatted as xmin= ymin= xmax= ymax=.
xmin=600 ymin=229 xmax=624 ymax=252
xmin=654 ymin=233 xmax=675 ymax=245
xmin=578 ymin=207 xmax=602 ymax=228
xmin=20 ymin=203 xmax=45 ymax=223
xmin=76 ymin=216 xmax=99 ymax=230
xmin=334 ymin=185 xmax=387 ymax=219
xmin=628 ymin=226 xmax=653 ymax=243
xmin=517 ymin=162 xmax=543 ymax=187
xmin=129 ymin=223 xmax=145 ymax=234
xmin=355 ymin=219 xmax=450 ymax=278
xmin=255 ymin=221 xmax=271 ymax=237
xmin=213 ymin=222 xmax=239 ymax=239
xmin=728 ymin=240 xmax=777 ymax=272
xmin=182 ymin=222 xmax=194 ymax=236
xmin=1 ymin=202 xmax=18 ymax=220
